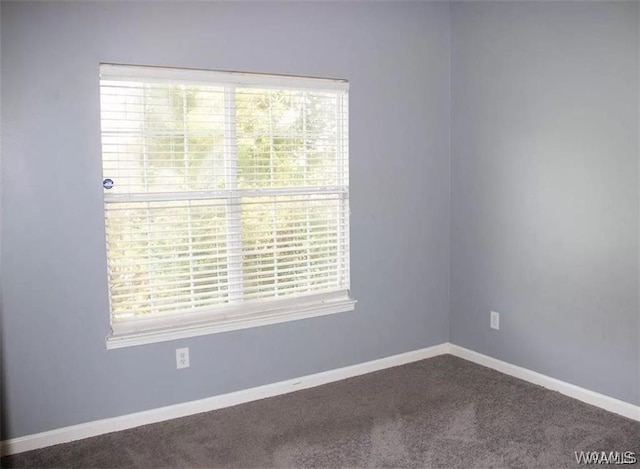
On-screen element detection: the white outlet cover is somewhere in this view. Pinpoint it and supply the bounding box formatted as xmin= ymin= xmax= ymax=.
xmin=490 ymin=311 xmax=500 ymax=330
xmin=176 ymin=347 xmax=190 ymax=369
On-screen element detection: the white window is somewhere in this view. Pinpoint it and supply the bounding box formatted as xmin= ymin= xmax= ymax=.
xmin=100 ymin=64 xmax=354 ymax=348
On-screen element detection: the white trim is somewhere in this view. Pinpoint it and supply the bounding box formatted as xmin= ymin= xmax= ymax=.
xmin=103 ymin=186 xmax=348 ymax=204
xmin=0 ymin=343 xmax=448 ymax=456
xmin=107 ymin=292 xmax=356 ymax=349
xmin=448 ymin=344 xmax=640 ymax=422
xmin=100 ymin=63 xmax=349 ymax=92
xmin=3 ymin=343 xmax=639 ymax=456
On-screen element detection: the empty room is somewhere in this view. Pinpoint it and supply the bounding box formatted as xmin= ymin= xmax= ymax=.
xmin=1 ymin=0 xmax=639 ymax=467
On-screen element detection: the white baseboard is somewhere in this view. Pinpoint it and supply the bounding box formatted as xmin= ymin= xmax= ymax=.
xmin=448 ymin=344 xmax=640 ymax=423
xmin=0 ymin=343 xmax=449 ymax=456
xmin=3 ymin=342 xmax=638 ymax=456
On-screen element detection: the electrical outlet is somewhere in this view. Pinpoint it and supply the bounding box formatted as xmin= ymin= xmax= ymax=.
xmin=490 ymin=311 xmax=500 ymax=330
xmin=176 ymin=347 xmax=190 ymax=369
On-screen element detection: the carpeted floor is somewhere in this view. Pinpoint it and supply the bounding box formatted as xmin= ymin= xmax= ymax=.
xmin=2 ymin=354 xmax=639 ymax=468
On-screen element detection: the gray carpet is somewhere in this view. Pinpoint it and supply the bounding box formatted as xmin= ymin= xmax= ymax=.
xmin=2 ymin=355 xmax=639 ymax=468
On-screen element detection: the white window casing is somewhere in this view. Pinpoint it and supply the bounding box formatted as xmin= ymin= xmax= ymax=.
xmin=100 ymin=64 xmax=354 ymax=348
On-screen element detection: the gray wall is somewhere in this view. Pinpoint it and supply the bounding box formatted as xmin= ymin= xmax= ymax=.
xmin=450 ymin=1 xmax=639 ymax=405
xmin=0 ymin=2 xmax=451 ymax=439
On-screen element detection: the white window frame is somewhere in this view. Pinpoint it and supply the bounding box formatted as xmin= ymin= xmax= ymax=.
xmin=100 ymin=64 xmax=355 ymax=349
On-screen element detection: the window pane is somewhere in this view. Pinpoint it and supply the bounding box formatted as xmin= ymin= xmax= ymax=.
xmin=105 ymin=200 xmax=229 ymax=319
xmin=236 ymin=89 xmax=344 ymax=190
xmin=240 ymin=194 xmax=346 ymax=301
xmin=101 ymin=82 xmax=226 ymax=194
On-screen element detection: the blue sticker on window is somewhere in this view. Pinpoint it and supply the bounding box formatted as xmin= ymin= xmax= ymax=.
xmin=103 ymin=178 xmax=114 ymax=190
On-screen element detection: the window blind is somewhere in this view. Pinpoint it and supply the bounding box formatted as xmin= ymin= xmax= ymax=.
xmin=99 ymin=64 xmax=352 ymax=340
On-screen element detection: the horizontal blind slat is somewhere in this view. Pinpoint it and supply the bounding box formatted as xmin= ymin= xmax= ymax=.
xmin=110 ymin=264 xmax=342 ymax=304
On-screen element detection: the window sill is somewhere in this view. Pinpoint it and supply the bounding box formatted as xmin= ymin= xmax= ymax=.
xmin=106 ymin=295 xmax=356 ymax=350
